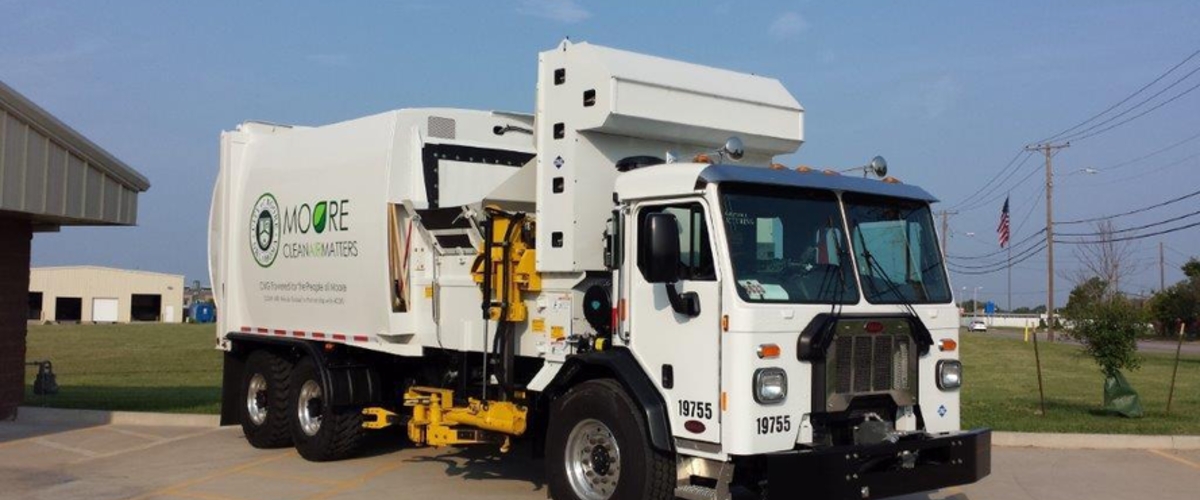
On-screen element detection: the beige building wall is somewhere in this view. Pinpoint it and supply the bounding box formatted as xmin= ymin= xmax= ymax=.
xmin=29 ymin=266 xmax=184 ymax=323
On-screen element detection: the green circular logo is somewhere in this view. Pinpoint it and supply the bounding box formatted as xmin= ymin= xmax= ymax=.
xmin=249 ymin=193 xmax=281 ymax=267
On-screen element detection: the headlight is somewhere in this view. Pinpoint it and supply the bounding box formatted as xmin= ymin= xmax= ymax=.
xmin=753 ymin=368 xmax=788 ymax=404
xmin=937 ymin=360 xmax=962 ymax=390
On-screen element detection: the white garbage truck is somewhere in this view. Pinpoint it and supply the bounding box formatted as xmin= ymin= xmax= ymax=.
xmin=209 ymin=41 xmax=990 ymax=500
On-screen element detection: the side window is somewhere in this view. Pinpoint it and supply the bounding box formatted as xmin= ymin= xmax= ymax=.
xmin=637 ymin=203 xmax=716 ymax=281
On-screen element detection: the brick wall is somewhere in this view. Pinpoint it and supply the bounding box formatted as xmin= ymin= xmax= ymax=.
xmin=0 ymin=216 xmax=32 ymax=420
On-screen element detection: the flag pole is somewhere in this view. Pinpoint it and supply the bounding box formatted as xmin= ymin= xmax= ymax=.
xmin=1007 ymin=192 xmax=1012 ymax=312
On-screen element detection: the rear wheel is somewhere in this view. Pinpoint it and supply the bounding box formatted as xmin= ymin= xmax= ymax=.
xmin=546 ymin=379 xmax=674 ymax=500
xmin=239 ymin=350 xmax=292 ymax=448
xmin=289 ymin=356 xmax=365 ymax=461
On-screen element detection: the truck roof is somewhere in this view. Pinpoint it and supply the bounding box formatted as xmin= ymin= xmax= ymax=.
xmin=615 ymin=163 xmax=938 ymax=202
xmin=698 ymin=164 xmax=938 ymax=202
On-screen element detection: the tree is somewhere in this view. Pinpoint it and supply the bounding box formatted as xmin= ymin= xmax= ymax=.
xmin=1070 ymin=220 xmax=1137 ymax=298
xmin=1064 ymin=277 xmax=1109 ymax=317
xmin=1149 ymin=258 xmax=1200 ymax=337
xmin=1183 ymin=258 xmax=1200 ymax=279
xmin=1062 ymin=295 xmax=1149 ymax=417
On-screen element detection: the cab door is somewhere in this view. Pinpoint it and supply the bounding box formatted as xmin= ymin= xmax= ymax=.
xmin=627 ymin=199 xmax=722 ymax=444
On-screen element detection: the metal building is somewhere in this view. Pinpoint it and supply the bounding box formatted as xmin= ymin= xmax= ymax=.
xmin=29 ymin=266 xmax=184 ymax=324
xmin=0 ymin=80 xmax=150 ymax=419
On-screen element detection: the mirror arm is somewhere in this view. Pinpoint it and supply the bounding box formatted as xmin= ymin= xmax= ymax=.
xmin=665 ymin=282 xmax=701 ymax=317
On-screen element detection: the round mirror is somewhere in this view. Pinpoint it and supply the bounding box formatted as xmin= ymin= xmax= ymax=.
xmin=721 ymin=137 xmax=745 ymax=161
xmin=869 ymin=155 xmax=888 ymax=178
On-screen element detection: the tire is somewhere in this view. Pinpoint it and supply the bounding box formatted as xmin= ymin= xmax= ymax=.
xmin=546 ymin=379 xmax=674 ymax=500
xmin=239 ymin=350 xmax=293 ymax=448
xmin=289 ymin=356 xmax=365 ymax=462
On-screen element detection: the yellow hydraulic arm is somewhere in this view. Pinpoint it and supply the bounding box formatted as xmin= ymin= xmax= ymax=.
xmin=363 ymin=387 xmax=528 ymax=452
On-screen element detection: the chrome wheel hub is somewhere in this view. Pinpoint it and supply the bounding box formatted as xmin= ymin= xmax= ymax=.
xmin=564 ymin=419 xmax=621 ymax=500
xmin=297 ymin=379 xmax=323 ymax=437
xmin=246 ymin=373 xmax=268 ymax=426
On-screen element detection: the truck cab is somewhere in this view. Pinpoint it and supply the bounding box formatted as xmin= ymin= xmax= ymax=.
xmin=606 ymin=162 xmax=987 ymax=498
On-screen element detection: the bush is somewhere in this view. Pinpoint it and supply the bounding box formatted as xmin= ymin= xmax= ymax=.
xmin=1064 ymin=297 xmax=1147 ymax=377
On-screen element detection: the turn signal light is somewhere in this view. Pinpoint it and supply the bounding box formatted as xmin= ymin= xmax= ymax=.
xmin=939 ymin=339 xmax=958 ymax=352
xmin=757 ymin=344 xmax=781 ymax=359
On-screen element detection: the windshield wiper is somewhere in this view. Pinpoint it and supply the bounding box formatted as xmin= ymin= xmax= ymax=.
xmin=854 ymin=221 xmax=921 ymax=318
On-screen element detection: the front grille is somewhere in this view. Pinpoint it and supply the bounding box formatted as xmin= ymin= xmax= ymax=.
xmin=825 ymin=318 xmax=917 ymax=411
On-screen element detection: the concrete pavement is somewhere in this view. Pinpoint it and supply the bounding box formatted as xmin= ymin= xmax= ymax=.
xmin=1 ymin=419 xmax=1198 ymax=500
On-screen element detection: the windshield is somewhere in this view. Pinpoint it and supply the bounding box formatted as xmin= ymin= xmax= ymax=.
xmin=842 ymin=193 xmax=952 ymax=304
xmin=720 ymin=183 xmax=859 ymax=304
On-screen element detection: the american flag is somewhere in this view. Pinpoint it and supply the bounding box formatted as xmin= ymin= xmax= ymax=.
xmin=997 ymin=196 xmax=1011 ymax=248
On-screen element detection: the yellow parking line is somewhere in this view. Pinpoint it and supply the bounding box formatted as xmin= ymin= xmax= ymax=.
xmin=1147 ymin=449 xmax=1200 ymax=470
xmin=125 ymin=451 xmax=293 ymax=500
xmin=239 ymin=468 xmax=347 ymax=487
xmin=171 ymin=490 xmax=244 ymax=500
xmin=303 ymin=459 xmax=408 ymax=500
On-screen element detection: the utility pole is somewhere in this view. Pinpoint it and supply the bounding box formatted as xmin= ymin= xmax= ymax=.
xmin=1026 ymin=142 xmax=1069 ymax=342
xmin=1160 ymin=241 xmax=1166 ymax=292
xmin=938 ymin=210 xmax=958 ymax=260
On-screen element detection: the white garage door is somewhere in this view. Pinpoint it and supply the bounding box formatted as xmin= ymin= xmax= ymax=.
xmin=92 ymin=298 xmax=119 ymax=323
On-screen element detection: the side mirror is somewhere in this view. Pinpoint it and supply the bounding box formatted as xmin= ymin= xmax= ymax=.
xmin=643 ymin=212 xmax=681 ymax=284
xmin=642 ymin=212 xmax=701 ymax=317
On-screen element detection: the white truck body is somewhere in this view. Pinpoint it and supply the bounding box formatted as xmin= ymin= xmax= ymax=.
xmin=210 ymin=41 xmax=988 ymax=500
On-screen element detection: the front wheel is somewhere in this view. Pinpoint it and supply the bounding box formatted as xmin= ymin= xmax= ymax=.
xmin=546 ymin=379 xmax=674 ymax=500
xmin=288 ymin=357 xmax=364 ymax=461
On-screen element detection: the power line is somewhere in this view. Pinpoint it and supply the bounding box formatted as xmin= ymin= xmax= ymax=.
xmin=1063 ymin=76 xmax=1200 ymax=143
xmin=1057 ymin=208 xmax=1200 ymax=236
xmin=1057 ymin=186 xmax=1200 ymax=225
xmin=953 ymin=152 xmax=1037 ymax=212
xmin=947 ymin=228 xmax=1045 ymax=260
xmin=949 ymin=244 xmax=1047 ymax=275
xmin=1063 ymin=150 xmax=1200 ymax=189
xmin=949 ymin=241 xmax=1048 ymax=270
xmin=1056 ymin=219 xmax=1200 ymax=244
xmin=1013 ymin=184 xmax=1046 ymax=235
xmin=1040 ymin=48 xmax=1200 ymax=143
xmin=946 ymin=150 xmax=1031 ymax=210
xmin=956 ymin=161 xmax=1043 ymax=213
xmin=1103 ymin=130 xmax=1200 ymax=171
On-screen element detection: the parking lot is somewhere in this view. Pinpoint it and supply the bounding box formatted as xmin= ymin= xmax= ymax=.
xmin=1 ymin=419 xmax=1197 ymax=500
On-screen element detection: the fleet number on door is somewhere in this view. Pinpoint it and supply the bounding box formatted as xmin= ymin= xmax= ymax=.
xmin=678 ymin=400 xmax=713 ymax=420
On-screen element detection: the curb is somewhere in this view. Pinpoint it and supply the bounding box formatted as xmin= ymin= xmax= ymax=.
xmin=994 ymin=431 xmax=1200 ymax=450
xmin=15 ymin=407 xmax=220 ymax=428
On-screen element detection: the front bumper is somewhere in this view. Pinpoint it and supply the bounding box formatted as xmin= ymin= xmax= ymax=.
xmin=767 ymin=428 xmax=990 ymax=499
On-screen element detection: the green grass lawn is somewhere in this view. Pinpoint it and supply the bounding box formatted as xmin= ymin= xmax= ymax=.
xmin=21 ymin=323 xmax=1200 ymax=434
xmin=960 ymin=331 xmax=1200 ymax=435
xmin=23 ymin=323 xmax=222 ymax=414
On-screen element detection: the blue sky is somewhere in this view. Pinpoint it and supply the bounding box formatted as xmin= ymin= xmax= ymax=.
xmin=3 ymin=1 xmax=1198 ymax=308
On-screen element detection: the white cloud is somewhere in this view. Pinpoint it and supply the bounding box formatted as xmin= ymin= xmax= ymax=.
xmin=768 ymin=12 xmax=808 ymax=40
xmin=518 ymin=0 xmax=591 ymax=24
